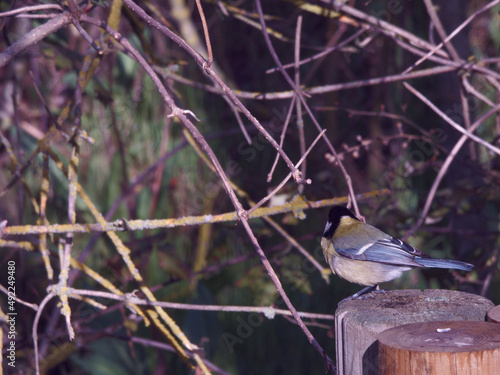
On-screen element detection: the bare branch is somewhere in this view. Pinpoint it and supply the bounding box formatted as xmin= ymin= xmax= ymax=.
xmin=404 ymin=83 xmax=500 ymax=156
xmin=0 ymin=13 xmax=71 ymax=68
xmin=0 ymin=3 xmax=62 ymax=17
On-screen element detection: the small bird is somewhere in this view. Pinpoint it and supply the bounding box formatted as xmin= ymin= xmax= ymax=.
xmin=321 ymin=206 xmax=474 ymax=298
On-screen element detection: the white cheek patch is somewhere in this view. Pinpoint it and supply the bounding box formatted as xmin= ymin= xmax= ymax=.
xmin=323 ymin=221 xmax=332 ymax=235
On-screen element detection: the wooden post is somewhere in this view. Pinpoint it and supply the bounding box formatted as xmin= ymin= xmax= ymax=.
xmin=487 ymin=305 xmax=500 ymax=324
xmin=334 ymin=289 xmax=493 ymax=375
xmin=378 ymin=320 xmax=500 ymax=375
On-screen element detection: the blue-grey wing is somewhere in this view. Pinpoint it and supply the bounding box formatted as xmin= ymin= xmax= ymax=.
xmin=333 ymin=236 xmax=426 ymax=267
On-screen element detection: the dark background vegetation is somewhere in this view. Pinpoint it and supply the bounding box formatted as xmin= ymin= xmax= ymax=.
xmin=1 ymin=0 xmax=499 ymax=374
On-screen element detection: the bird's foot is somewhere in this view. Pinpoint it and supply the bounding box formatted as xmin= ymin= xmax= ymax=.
xmin=338 ymin=285 xmax=387 ymax=306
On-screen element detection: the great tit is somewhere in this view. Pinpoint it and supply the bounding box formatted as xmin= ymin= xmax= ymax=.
xmin=321 ymin=206 xmax=474 ymax=297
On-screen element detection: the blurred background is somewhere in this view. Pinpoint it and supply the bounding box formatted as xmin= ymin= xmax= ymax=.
xmin=0 ymin=0 xmax=499 ymax=374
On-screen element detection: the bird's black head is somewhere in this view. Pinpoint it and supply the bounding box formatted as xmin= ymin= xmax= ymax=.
xmin=322 ymin=206 xmax=359 ymax=238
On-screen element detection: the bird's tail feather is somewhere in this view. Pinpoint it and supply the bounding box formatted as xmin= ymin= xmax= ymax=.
xmin=415 ymin=258 xmax=474 ymax=271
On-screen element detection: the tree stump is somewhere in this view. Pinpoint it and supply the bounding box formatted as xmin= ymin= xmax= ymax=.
xmin=378 ymin=320 xmax=500 ymax=375
xmin=334 ymin=289 xmax=493 ymax=375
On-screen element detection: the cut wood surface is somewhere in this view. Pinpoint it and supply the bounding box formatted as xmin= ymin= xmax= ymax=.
xmin=334 ymin=289 xmax=494 ymax=375
xmin=487 ymin=305 xmax=500 ymax=324
xmin=378 ymin=320 xmax=500 ymax=375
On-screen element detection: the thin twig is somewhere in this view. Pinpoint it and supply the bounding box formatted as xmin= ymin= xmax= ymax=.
xmin=462 ymin=77 xmax=495 ymax=107
xmin=294 ymin=16 xmax=306 ymax=193
xmin=222 ymin=94 xmax=252 ymax=144
xmin=459 ymin=81 xmax=475 ymax=160
xmin=266 ymin=26 xmax=368 ymax=74
xmin=247 ymin=129 xmax=324 ymax=216
xmin=45 ymin=287 xmax=335 ymax=320
xmin=404 ymin=83 xmax=500 ymax=156
xmin=403 ymin=0 xmax=500 ymax=74
xmin=13 ymin=14 xmax=61 ymax=18
xmin=317 ymin=0 xmax=449 ymax=57
xmin=33 ymin=293 xmax=56 ymax=375
xmin=423 ymin=0 xmax=461 ymax=62
xmin=195 ymin=0 xmax=213 ymax=64
xmin=72 ymin=19 xmax=103 ymax=54
xmin=0 ymin=284 xmax=39 ymax=310
xmin=158 ymin=65 xmax=472 ymax=100
xmin=405 ymin=103 xmax=500 ymax=238
xmin=309 ymin=65 xmax=459 ymax=95
xmin=0 ymin=3 xmax=62 ymax=17
xmin=268 ymin=95 xmax=296 ymax=182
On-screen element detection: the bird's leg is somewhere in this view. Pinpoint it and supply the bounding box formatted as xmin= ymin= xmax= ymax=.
xmin=338 ymin=285 xmax=379 ymax=306
xmin=353 ymin=285 xmax=378 ymax=298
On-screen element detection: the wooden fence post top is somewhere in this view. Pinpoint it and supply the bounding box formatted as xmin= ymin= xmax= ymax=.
xmin=334 ymin=289 xmax=494 ymax=375
xmin=378 ymin=320 xmax=500 ymax=353
xmin=487 ymin=305 xmax=500 ymax=323
xmin=378 ymin=321 xmax=500 ymax=375
xmin=335 ymin=289 xmax=493 ymax=323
